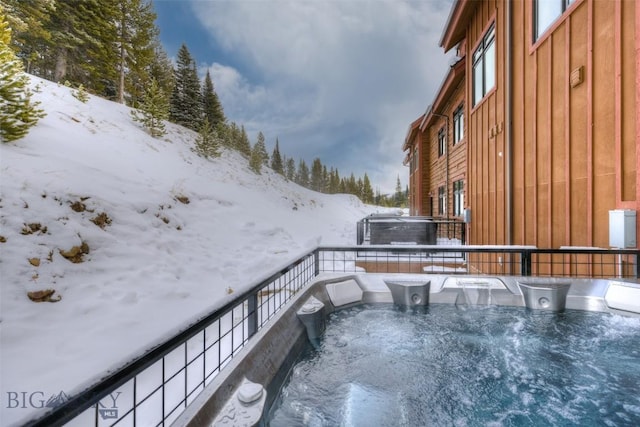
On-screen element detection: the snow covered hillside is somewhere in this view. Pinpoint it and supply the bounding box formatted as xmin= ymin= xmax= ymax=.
xmin=0 ymin=77 xmax=386 ymax=426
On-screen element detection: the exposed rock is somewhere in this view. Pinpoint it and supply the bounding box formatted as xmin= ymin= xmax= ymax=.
xmin=60 ymin=242 xmax=90 ymax=263
xmin=28 ymin=258 xmax=40 ymax=267
xmin=175 ymin=195 xmax=190 ymax=204
xmin=70 ymin=201 xmax=86 ymax=212
xmin=90 ymin=212 xmax=112 ymax=229
xmin=27 ymin=289 xmax=61 ymax=303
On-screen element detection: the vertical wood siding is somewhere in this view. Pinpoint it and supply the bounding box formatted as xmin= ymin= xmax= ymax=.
xmin=465 ymin=0 xmax=637 ymax=247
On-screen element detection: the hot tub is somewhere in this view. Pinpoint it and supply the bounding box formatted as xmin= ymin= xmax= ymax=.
xmin=171 ymin=274 xmax=640 ymax=426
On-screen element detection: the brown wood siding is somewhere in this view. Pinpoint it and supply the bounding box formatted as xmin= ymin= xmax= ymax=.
xmin=464 ymin=0 xmax=637 ymax=248
xmin=620 ymin=0 xmax=637 ymax=205
xmin=420 ymin=79 xmax=467 ymax=219
xmin=467 ymin=0 xmax=504 ymax=245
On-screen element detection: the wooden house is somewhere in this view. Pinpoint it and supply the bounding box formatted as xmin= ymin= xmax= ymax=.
xmin=406 ymin=0 xmax=638 ymax=250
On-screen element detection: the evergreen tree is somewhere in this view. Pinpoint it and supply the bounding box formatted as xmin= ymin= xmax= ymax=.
xmin=296 ymin=159 xmax=309 ymax=187
xmin=115 ymin=0 xmax=158 ymax=105
xmin=331 ymin=168 xmax=341 ymax=193
xmin=237 ymin=124 xmax=251 ymax=157
xmin=194 ymin=117 xmax=220 ymax=159
xmin=249 ymin=140 xmax=264 ymax=174
xmin=322 ymin=165 xmax=329 ymax=192
xmin=285 ymin=157 xmax=296 ymax=181
xmin=1 ymin=0 xmax=54 ymax=75
xmin=254 ymin=131 xmax=269 ymax=165
xmin=356 ymin=177 xmax=364 ymax=199
xmin=72 ymin=84 xmax=89 ymax=103
xmin=169 ymin=43 xmax=202 ymax=130
xmin=202 ymin=70 xmax=225 ymax=128
xmin=394 ymin=175 xmax=405 ymax=207
xmin=270 ymin=138 xmax=284 ymax=175
xmin=225 ymin=121 xmax=240 ymax=149
xmin=0 ymin=8 xmax=45 ymax=142
xmin=148 ymin=39 xmax=174 ymax=105
xmin=348 ymin=173 xmax=357 ymax=195
xmin=48 ymin=1 xmax=119 ymax=96
xmin=130 ymin=78 xmax=168 ymax=138
xmin=310 ymin=158 xmax=324 ymax=192
xmin=362 ymin=173 xmax=374 ymax=203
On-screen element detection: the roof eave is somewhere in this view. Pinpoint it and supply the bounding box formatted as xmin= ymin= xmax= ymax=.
xmin=403 ymin=115 xmax=425 ymax=151
xmin=419 ymin=57 xmax=466 ymax=131
xmin=439 ymin=0 xmax=476 ymax=52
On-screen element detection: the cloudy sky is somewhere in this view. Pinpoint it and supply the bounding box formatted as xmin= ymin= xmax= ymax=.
xmin=154 ymin=0 xmax=455 ymax=194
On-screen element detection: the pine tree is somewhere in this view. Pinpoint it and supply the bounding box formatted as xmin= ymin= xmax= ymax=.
xmin=1 ymin=0 xmax=54 ymax=75
xmin=249 ymin=141 xmax=264 ymax=174
xmin=394 ymin=175 xmax=405 ymax=207
xmin=237 ymin=125 xmax=252 ymax=157
xmin=354 ymin=177 xmax=362 ymax=199
xmin=202 ymin=70 xmax=225 ymax=128
xmin=285 ymin=157 xmax=296 ymax=181
xmin=130 ymin=78 xmax=168 ymax=138
xmin=362 ymin=173 xmax=374 ymax=203
xmin=0 ymin=8 xmax=45 ymax=142
xmin=72 ymin=84 xmax=89 ymax=103
xmin=296 ymin=159 xmax=309 ymax=187
xmin=48 ymin=1 xmax=118 ymax=97
xmin=331 ymin=168 xmax=341 ymax=193
xmin=348 ymin=173 xmax=357 ymax=195
xmin=270 ymin=138 xmax=284 ymax=175
xmin=148 ymin=39 xmax=174 ymax=105
xmin=310 ymin=158 xmax=324 ymax=192
xmin=254 ymin=131 xmax=269 ymax=165
xmin=169 ymin=43 xmax=202 ymax=131
xmin=194 ymin=117 xmax=220 ymax=159
xmin=115 ymin=0 xmax=158 ymax=105
xmin=322 ymin=165 xmax=329 ymax=192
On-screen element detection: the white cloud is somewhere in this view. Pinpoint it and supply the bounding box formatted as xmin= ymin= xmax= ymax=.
xmin=191 ymin=0 xmax=454 ymax=192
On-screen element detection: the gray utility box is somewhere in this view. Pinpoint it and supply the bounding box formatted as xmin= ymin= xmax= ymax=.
xmin=369 ymin=219 xmax=437 ymax=245
xmin=609 ymin=209 xmax=637 ymax=248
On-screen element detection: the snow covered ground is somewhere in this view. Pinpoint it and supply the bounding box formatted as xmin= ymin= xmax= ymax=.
xmin=0 ymin=77 xmax=389 ymax=426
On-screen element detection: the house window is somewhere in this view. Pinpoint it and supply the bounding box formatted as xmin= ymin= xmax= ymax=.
xmin=534 ymin=0 xmax=575 ymax=41
xmin=438 ymin=186 xmax=446 ymax=216
xmin=409 ymin=146 xmax=418 ymax=174
xmin=438 ymin=127 xmax=446 ymax=157
xmin=453 ymin=105 xmax=464 ymax=144
xmin=453 ymin=180 xmax=464 ymax=217
xmin=472 ymin=23 xmax=495 ymax=106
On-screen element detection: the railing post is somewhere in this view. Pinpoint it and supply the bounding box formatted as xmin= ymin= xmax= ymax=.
xmin=247 ymin=293 xmax=258 ymax=338
xmin=520 ymin=250 xmax=532 ymax=276
xmin=314 ymin=249 xmax=320 ymax=276
xmin=461 ymin=222 xmax=466 ymax=245
xmin=635 ymin=251 xmax=640 ymax=279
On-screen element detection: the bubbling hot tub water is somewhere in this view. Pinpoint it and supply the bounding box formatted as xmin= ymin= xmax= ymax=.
xmin=267 ymin=304 xmax=640 ymax=426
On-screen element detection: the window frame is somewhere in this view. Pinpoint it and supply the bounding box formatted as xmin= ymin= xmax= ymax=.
xmin=472 ymin=22 xmax=496 ymax=107
xmin=533 ymin=0 xmax=575 ymax=43
xmin=453 ymin=180 xmax=464 ymax=217
xmin=438 ymin=127 xmax=446 ymax=157
xmin=453 ymin=104 xmax=464 ymax=145
xmin=438 ymin=185 xmax=446 ymax=216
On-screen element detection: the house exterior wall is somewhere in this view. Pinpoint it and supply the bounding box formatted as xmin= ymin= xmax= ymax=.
xmin=405 ymin=117 xmax=426 ymax=216
xmin=404 ymin=59 xmax=467 ymax=219
xmin=456 ymin=0 xmax=638 ymax=248
xmin=422 ymin=80 xmax=467 ymax=219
